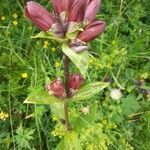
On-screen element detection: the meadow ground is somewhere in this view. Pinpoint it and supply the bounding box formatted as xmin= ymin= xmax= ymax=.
xmin=0 ymin=0 xmax=150 ymax=149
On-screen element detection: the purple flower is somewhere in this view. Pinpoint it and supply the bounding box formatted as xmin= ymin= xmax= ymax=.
xmin=25 ymin=1 xmax=57 ymax=31
xmin=46 ymin=79 xmax=66 ymax=98
xmin=69 ymin=73 xmax=84 ymax=91
xmin=84 ymin=0 xmax=101 ymax=23
xmin=52 ymin=0 xmax=72 ymax=16
xmin=25 ymin=0 xmax=105 ymax=49
xmin=68 ymin=0 xmax=87 ymax=22
xmin=77 ymin=21 xmax=106 ymax=42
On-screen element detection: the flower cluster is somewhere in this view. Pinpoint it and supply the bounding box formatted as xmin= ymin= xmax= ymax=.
xmin=0 ymin=110 xmax=9 ymax=121
xmin=25 ymin=0 xmax=105 ymax=52
xmin=46 ymin=73 xmax=84 ymax=98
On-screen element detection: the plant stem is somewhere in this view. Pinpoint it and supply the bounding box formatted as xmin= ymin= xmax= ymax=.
xmin=63 ymin=54 xmax=72 ymax=131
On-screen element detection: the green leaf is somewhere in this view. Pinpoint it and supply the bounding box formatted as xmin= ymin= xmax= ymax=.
xmin=71 ymin=82 xmax=109 ymax=101
xmin=50 ymin=103 xmax=64 ymax=118
xmin=55 ymin=132 xmax=82 ymax=150
xmin=24 ymin=88 xmax=60 ymax=105
xmin=31 ymin=31 xmax=67 ymax=43
xmin=74 ymin=101 xmax=98 ymax=131
xmin=121 ymin=94 xmax=140 ymax=116
xmin=62 ymin=44 xmax=89 ymax=78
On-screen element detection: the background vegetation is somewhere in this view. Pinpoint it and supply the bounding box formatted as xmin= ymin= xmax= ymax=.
xmin=0 ymin=0 xmax=150 ymax=149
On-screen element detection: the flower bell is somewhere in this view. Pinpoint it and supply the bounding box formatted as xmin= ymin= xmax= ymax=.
xmin=52 ymin=0 xmax=71 ymax=16
xmin=69 ymin=73 xmax=84 ymax=91
xmin=77 ymin=21 xmax=106 ymax=42
xmin=46 ymin=79 xmax=66 ymax=98
xmin=84 ymin=0 xmax=101 ymax=23
xmin=68 ymin=0 xmax=87 ymax=22
xmin=25 ymin=1 xmax=57 ymax=31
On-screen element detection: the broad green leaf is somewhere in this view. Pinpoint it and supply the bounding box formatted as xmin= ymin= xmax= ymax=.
xmin=62 ymin=44 xmax=89 ymax=78
xmin=24 ymin=88 xmax=60 ymax=105
xmin=71 ymin=82 xmax=109 ymax=101
xmin=74 ymin=101 xmax=98 ymax=131
xmin=55 ymin=132 xmax=81 ymax=150
xmin=50 ymin=103 xmax=64 ymax=118
xmin=121 ymin=94 xmax=140 ymax=116
xmin=31 ymin=31 xmax=67 ymax=43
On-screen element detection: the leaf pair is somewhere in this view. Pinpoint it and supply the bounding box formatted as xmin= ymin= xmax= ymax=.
xmin=24 ymin=82 xmax=109 ymax=104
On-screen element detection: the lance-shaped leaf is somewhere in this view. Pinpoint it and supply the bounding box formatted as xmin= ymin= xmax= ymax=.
xmin=24 ymin=88 xmax=60 ymax=105
xmin=62 ymin=44 xmax=89 ymax=78
xmin=31 ymin=31 xmax=67 ymax=43
xmin=71 ymin=82 xmax=109 ymax=101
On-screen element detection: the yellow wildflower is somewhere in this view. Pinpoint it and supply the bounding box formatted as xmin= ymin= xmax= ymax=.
xmin=28 ymin=26 xmax=32 ymax=30
xmin=13 ymin=20 xmax=18 ymax=26
xmin=55 ymin=62 xmax=61 ymax=68
xmin=52 ymin=115 xmax=58 ymax=122
xmin=21 ymin=73 xmax=28 ymax=79
xmin=43 ymin=41 xmax=49 ymax=48
xmin=112 ymin=40 xmax=118 ymax=46
xmin=0 ymin=111 xmax=9 ymax=121
xmin=12 ymin=13 xmax=18 ymax=19
xmin=89 ymin=58 xmax=94 ymax=64
xmin=1 ymin=16 xmax=6 ymax=21
xmin=51 ymin=47 xmax=56 ymax=52
xmin=140 ymin=72 xmax=149 ymax=80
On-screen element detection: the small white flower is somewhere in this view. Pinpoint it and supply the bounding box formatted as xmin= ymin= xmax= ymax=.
xmin=110 ymin=89 xmax=122 ymax=100
xmin=81 ymin=107 xmax=89 ymax=115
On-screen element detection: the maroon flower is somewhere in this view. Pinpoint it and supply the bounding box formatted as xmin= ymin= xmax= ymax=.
xmin=84 ymin=0 xmax=101 ymax=23
xmin=46 ymin=79 xmax=66 ymax=98
xmin=25 ymin=0 xmax=105 ymax=51
xmin=25 ymin=1 xmax=57 ymax=31
xmin=69 ymin=73 xmax=84 ymax=91
xmin=52 ymin=0 xmax=72 ymax=16
xmin=77 ymin=21 xmax=106 ymax=42
xmin=68 ymin=0 xmax=87 ymax=22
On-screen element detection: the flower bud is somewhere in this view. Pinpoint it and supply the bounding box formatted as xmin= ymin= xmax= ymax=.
xmin=69 ymin=73 xmax=84 ymax=91
xmin=69 ymin=0 xmax=87 ymax=22
xmin=77 ymin=20 xmax=106 ymax=42
xmin=84 ymin=0 xmax=101 ymax=23
xmin=46 ymin=79 xmax=65 ymax=98
xmin=70 ymin=39 xmax=87 ymax=53
xmin=52 ymin=0 xmax=71 ymax=16
xmin=25 ymin=1 xmax=56 ymax=31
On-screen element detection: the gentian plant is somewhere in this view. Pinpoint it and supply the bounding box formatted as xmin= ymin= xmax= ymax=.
xmin=24 ymin=0 xmax=109 ymax=148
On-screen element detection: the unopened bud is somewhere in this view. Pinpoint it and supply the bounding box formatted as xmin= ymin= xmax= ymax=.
xmin=46 ymin=79 xmax=66 ymax=98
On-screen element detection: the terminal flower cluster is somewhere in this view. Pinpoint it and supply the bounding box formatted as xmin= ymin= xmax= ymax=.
xmin=25 ymin=0 xmax=105 ymax=52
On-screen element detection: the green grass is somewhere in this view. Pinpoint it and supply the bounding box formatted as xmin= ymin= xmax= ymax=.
xmin=0 ymin=0 xmax=150 ymax=149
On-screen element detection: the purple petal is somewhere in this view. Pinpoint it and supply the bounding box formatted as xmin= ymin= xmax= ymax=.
xmin=68 ymin=0 xmax=87 ymax=22
xmin=25 ymin=1 xmax=57 ymax=31
xmin=52 ymin=0 xmax=72 ymax=15
xmin=77 ymin=20 xmax=106 ymax=42
xmin=84 ymin=0 xmax=101 ymax=23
